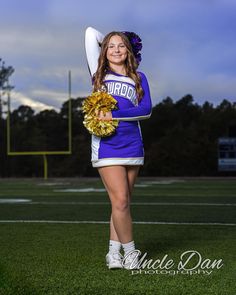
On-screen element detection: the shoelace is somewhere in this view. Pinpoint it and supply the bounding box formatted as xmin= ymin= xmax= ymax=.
xmin=111 ymin=252 xmax=123 ymax=262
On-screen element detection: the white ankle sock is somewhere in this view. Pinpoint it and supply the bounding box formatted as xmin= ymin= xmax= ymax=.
xmin=122 ymin=240 xmax=135 ymax=256
xmin=109 ymin=240 xmax=121 ymax=254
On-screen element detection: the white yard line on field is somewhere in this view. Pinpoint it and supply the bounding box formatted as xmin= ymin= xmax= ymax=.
xmin=0 ymin=220 xmax=235 ymax=226
xmin=1 ymin=200 xmax=235 ymax=206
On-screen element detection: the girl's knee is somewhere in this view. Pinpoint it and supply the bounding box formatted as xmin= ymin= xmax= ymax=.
xmin=112 ymin=195 xmax=130 ymax=212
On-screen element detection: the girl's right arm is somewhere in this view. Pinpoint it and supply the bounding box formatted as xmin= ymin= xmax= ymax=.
xmin=85 ymin=27 xmax=104 ymax=76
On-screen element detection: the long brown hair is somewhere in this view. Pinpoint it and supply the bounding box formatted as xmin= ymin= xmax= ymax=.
xmin=93 ymin=31 xmax=144 ymax=101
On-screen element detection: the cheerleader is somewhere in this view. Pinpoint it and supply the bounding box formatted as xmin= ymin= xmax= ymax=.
xmin=85 ymin=26 xmax=152 ymax=269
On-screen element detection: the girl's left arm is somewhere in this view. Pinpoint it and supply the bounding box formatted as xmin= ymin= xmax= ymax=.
xmin=111 ymin=72 xmax=152 ymax=121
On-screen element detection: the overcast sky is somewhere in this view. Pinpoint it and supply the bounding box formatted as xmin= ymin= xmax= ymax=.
xmin=1 ymin=0 xmax=236 ymax=112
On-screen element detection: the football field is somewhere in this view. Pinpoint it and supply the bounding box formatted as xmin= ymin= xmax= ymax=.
xmin=0 ymin=177 xmax=235 ymax=295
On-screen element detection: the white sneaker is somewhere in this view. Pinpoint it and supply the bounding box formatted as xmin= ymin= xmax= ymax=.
xmin=106 ymin=252 xmax=123 ymax=269
xmin=123 ymin=250 xmax=141 ymax=270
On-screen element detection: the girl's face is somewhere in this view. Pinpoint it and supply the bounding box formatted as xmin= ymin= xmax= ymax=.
xmin=106 ymin=35 xmax=128 ymax=66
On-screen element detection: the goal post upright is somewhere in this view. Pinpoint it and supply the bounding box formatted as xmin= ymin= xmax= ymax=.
xmin=7 ymin=70 xmax=73 ymax=179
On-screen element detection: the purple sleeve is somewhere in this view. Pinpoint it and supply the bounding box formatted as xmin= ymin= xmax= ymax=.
xmin=111 ymin=72 xmax=152 ymax=121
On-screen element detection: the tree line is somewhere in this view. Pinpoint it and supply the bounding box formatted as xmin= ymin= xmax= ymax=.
xmin=0 ymin=94 xmax=236 ymax=177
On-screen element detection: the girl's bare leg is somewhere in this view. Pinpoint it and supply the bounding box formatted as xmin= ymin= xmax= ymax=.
xmin=98 ymin=165 xmax=140 ymax=243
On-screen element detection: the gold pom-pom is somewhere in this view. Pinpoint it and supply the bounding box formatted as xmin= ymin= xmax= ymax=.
xmin=82 ymin=91 xmax=119 ymax=137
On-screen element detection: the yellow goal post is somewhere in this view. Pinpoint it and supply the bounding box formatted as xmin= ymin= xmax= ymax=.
xmin=7 ymin=71 xmax=73 ymax=179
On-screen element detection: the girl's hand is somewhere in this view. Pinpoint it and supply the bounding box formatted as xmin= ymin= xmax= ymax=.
xmin=97 ymin=110 xmax=112 ymax=121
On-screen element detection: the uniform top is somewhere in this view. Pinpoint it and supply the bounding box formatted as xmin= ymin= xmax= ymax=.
xmin=85 ymin=26 xmax=152 ymax=123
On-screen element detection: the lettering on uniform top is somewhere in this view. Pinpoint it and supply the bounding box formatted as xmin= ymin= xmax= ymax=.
xmin=106 ymin=81 xmax=137 ymax=106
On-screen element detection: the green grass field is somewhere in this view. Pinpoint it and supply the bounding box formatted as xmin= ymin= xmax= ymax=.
xmin=0 ymin=177 xmax=236 ymax=295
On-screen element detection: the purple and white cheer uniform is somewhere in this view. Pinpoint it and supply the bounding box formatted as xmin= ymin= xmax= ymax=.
xmin=85 ymin=27 xmax=152 ymax=168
